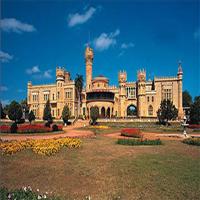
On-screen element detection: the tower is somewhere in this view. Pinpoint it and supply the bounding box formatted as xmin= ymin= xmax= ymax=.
xmin=137 ymin=69 xmax=146 ymax=117
xmin=118 ymin=70 xmax=127 ymax=117
xmin=85 ymin=45 xmax=93 ymax=91
xmin=177 ymin=61 xmax=184 ymax=119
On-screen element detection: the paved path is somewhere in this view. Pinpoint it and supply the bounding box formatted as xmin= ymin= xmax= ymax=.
xmin=0 ymin=120 xmax=94 ymax=141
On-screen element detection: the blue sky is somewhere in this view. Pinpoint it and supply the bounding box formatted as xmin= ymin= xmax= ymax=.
xmin=0 ymin=0 xmax=199 ymax=105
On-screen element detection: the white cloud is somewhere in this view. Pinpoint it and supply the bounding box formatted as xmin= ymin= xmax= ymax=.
xmin=68 ymin=7 xmax=96 ymax=27
xmin=93 ymin=29 xmax=120 ymax=51
xmin=0 ymin=86 xmax=8 ymax=91
xmin=121 ymin=42 xmax=135 ymax=49
xmin=0 ymin=51 xmax=13 ymax=63
xmin=43 ymin=70 xmax=52 ymax=79
xmin=1 ymin=99 xmax=10 ymax=106
xmin=0 ymin=18 xmax=36 ymax=33
xmin=26 ymin=65 xmax=40 ymax=74
xmin=194 ymin=28 xmax=200 ymax=39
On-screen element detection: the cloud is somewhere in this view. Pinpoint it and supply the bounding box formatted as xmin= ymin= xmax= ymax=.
xmin=0 ymin=86 xmax=8 ymax=91
xmin=121 ymin=42 xmax=135 ymax=49
xmin=43 ymin=70 xmax=52 ymax=79
xmin=26 ymin=65 xmax=40 ymax=74
xmin=0 ymin=51 xmax=13 ymax=63
xmin=194 ymin=28 xmax=200 ymax=39
xmin=1 ymin=99 xmax=10 ymax=106
xmin=68 ymin=7 xmax=96 ymax=27
xmin=0 ymin=18 xmax=36 ymax=33
xmin=93 ymin=29 xmax=120 ymax=51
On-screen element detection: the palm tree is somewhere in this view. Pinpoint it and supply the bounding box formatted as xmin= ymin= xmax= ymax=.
xmin=75 ymin=74 xmax=84 ymax=118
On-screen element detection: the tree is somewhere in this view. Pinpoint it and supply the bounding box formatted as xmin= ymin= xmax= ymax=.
xmin=62 ymin=105 xmax=71 ymax=125
xmin=43 ymin=100 xmax=52 ymax=126
xmin=183 ymin=90 xmax=192 ymax=107
xmin=28 ymin=110 xmax=35 ymax=124
xmin=75 ymin=74 xmax=83 ymax=118
xmin=157 ymin=99 xmax=178 ymax=125
xmin=0 ymin=102 xmax=6 ymax=119
xmin=3 ymin=104 xmax=10 ymax=116
xmin=190 ymin=96 xmax=200 ymax=124
xmin=90 ymin=106 xmax=99 ymax=125
xmin=8 ymin=101 xmax=23 ymax=123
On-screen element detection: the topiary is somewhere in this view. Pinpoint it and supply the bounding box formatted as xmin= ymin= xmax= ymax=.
xmin=10 ymin=123 xmax=18 ymax=133
xmin=52 ymin=124 xmax=58 ymax=132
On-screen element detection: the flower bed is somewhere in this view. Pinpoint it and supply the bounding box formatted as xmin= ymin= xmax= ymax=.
xmin=0 ymin=186 xmax=61 ymax=200
xmin=0 ymin=124 xmax=63 ymax=134
xmin=90 ymin=125 xmax=109 ymax=129
xmin=117 ymin=138 xmax=162 ymax=146
xmin=121 ymin=128 xmax=142 ymax=138
xmin=188 ymin=124 xmax=200 ymax=130
xmin=0 ymin=138 xmax=82 ymax=156
xmin=182 ymin=138 xmax=200 ymax=146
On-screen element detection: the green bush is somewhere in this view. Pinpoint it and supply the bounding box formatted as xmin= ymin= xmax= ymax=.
xmin=117 ymin=138 xmax=162 ymax=146
xmin=182 ymin=138 xmax=200 ymax=146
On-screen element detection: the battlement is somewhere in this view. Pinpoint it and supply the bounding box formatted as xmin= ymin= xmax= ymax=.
xmin=154 ymin=76 xmax=178 ymax=81
xmin=137 ymin=69 xmax=146 ymax=82
xmin=118 ymin=70 xmax=127 ymax=83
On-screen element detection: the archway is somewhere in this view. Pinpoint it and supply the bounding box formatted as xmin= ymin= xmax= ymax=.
xmin=127 ymin=105 xmax=137 ymax=116
xmin=106 ymin=107 xmax=110 ymax=118
xmin=101 ymin=107 xmax=105 ymax=118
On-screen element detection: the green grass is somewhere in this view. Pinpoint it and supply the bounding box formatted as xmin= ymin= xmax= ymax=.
xmin=0 ymin=136 xmax=199 ymax=200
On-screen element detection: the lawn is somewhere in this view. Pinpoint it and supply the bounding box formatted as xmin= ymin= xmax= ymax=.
xmin=0 ymin=135 xmax=200 ymax=200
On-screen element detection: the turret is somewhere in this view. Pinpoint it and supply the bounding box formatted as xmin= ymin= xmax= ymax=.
xmin=56 ymin=67 xmax=65 ymax=82
xmin=118 ymin=70 xmax=127 ymax=96
xmin=85 ymin=45 xmax=93 ymax=91
xmin=137 ymin=69 xmax=146 ymax=117
xmin=177 ymin=61 xmax=184 ymax=119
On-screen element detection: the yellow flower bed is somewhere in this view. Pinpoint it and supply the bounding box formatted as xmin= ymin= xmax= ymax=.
xmin=90 ymin=125 xmax=109 ymax=129
xmin=0 ymin=138 xmax=81 ymax=156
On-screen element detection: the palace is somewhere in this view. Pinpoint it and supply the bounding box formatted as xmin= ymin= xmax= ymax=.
xmin=27 ymin=45 xmax=184 ymax=119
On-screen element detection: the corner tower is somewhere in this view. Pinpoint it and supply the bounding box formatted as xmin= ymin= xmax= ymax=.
xmin=137 ymin=69 xmax=146 ymax=117
xmin=177 ymin=62 xmax=184 ymax=119
xmin=85 ymin=45 xmax=93 ymax=91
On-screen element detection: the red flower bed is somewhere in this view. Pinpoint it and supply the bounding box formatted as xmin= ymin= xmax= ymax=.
xmin=121 ymin=128 xmax=142 ymax=138
xmin=188 ymin=124 xmax=200 ymax=129
xmin=0 ymin=124 xmax=63 ymax=133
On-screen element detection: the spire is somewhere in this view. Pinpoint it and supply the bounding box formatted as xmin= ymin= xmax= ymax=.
xmin=178 ymin=60 xmax=183 ymax=75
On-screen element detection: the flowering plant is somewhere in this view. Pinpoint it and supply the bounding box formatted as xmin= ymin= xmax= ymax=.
xmin=121 ymin=128 xmax=142 ymax=138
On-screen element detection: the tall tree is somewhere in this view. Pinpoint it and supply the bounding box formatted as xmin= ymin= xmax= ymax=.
xmin=8 ymin=101 xmax=23 ymax=123
xmin=183 ymin=90 xmax=192 ymax=107
xmin=75 ymin=74 xmax=83 ymax=118
xmin=28 ymin=110 xmax=36 ymax=124
xmin=43 ymin=100 xmax=52 ymax=126
xmin=0 ymin=102 xmax=6 ymax=119
xmin=62 ymin=105 xmax=71 ymax=125
xmin=157 ymin=99 xmax=178 ymax=125
xmin=190 ymin=96 xmax=200 ymax=124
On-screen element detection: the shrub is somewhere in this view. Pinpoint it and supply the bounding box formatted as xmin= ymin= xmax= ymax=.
xmin=182 ymin=138 xmax=200 ymax=146
xmin=117 ymin=138 xmax=162 ymax=146
xmin=28 ymin=110 xmax=35 ymax=124
xmin=8 ymin=101 xmax=23 ymax=123
xmin=62 ymin=105 xmax=70 ymax=125
xmin=43 ymin=100 xmax=53 ymax=126
xmin=121 ymin=128 xmax=142 ymax=138
xmin=90 ymin=106 xmax=99 ymax=125
xmin=52 ymin=124 xmax=58 ymax=132
xmin=10 ymin=123 xmax=18 ymax=133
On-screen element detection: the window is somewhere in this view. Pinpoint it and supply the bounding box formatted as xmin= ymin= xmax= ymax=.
xmin=152 ymin=96 xmax=154 ymax=102
xmin=162 ymin=89 xmax=172 ymax=101
xmin=44 ymin=94 xmax=49 ymax=101
xmin=57 ymin=109 xmax=60 ymax=116
xmin=83 ymin=107 xmax=86 ymax=115
xmin=57 ymin=92 xmax=60 ymax=99
xmin=147 ymin=96 xmax=150 ymax=102
xmin=52 ymin=94 xmax=55 ymax=100
xmin=148 ymin=105 xmax=153 ymax=116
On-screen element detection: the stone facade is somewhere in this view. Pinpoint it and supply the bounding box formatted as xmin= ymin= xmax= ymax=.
xmin=27 ymin=45 xmax=184 ymax=119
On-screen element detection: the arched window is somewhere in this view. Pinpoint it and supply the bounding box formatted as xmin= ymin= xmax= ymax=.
xmin=148 ymin=105 xmax=153 ymax=116
xmin=152 ymin=96 xmax=154 ymax=102
xmin=147 ymin=96 xmax=150 ymax=102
